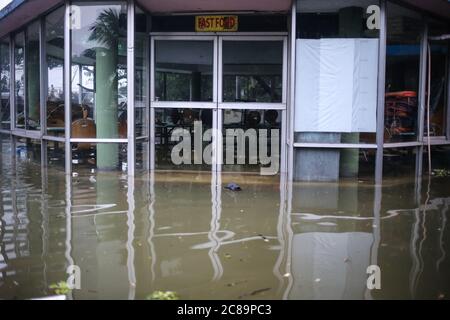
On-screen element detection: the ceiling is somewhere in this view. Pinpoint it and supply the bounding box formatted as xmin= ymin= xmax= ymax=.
xmin=135 ymin=0 xmax=292 ymax=13
xmin=0 ymin=0 xmax=62 ymax=37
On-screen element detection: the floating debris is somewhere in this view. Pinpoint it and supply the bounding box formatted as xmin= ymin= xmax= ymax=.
xmin=225 ymin=183 xmax=242 ymax=191
xmin=238 ymin=288 xmax=271 ymax=299
xmin=226 ymin=280 xmax=247 ymax=287
xmin=257 ymin=234 xmax=270 ymax=242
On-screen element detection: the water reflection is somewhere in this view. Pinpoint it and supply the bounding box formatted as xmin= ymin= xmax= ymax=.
xmin=0 ymin=137 xmax=449 ymax=299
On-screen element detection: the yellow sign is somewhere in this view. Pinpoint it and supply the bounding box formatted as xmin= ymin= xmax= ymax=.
xmin=195 ymin=15 xmax=238 ymax=32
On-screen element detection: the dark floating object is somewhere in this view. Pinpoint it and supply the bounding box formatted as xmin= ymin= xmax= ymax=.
xmin=225 ymin=183 xmax=242 ymax=191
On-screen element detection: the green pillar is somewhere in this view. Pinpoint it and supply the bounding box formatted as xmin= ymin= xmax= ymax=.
xmin=96 ymin=46 xmax=119 ymax=170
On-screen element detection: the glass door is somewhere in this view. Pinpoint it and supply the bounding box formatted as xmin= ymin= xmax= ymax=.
xmin=150 ymin=35 xmax=287 ymax=175
xmin=151 ymin=36 xmax=217 ymax=171
xmin=218 ymin=36 xmax=287 ymax=175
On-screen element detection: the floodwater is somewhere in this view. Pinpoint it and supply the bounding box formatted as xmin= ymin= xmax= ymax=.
xmin=0 ymin=146 xmax=449 ymax=300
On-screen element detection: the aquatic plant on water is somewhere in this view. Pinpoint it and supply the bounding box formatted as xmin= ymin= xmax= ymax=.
xmin=49 ymin=281 xmax=71 ymax=295
xmin=431 ymin=169 xmax=450 ymax=177
xmin=146 ymin=291 xmax=179 ymax=300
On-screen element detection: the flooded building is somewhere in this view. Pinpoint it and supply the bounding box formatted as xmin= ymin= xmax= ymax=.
xmin=0 ymin=0 xmax=449 ymax=182
xmin=0 ymin=0 xmax=450 ymax=301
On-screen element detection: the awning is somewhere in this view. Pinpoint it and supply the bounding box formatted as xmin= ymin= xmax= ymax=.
xmin=135 ymin=0 xmax=293 ymax=14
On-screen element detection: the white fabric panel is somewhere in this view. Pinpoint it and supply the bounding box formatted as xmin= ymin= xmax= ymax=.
xmin=295 ymin=38 xmax=378 ymax=133
xmin=318 ymin=39 xmax=354 ymax=132
xmin=295 ymin=40 xmax=320 ymax=131
xmin=352 ymin=39 xmax=378 ymax=132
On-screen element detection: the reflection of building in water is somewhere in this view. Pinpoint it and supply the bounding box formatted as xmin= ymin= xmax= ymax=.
xmin=1 ymin=132 xmax=450 ymax=299
xmin=288 ymin=232 xmax=372 ymax=299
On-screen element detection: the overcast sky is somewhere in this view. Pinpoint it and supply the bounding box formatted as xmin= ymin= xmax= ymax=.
xmin=0 ymin=0 xmax=11 ymax=10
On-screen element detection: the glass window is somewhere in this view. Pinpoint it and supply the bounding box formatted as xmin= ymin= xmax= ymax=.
xmin=71 ymin=2 xmax=128 ymax=140
xmin=295 ymin=0 xmax=379 ymax=145
xmin=26 ymin=21 xmax=41 ymax=131
xmin=136 ymin=140 xmax=149 ymax=171
xmin=70 ymin=2 xmax=127 ymax=171
xmin=427 ymin=145 xmax=450 ymax=173
xmin=0 ymin=38 xmax=10 ymax=130
xmin=426 ymin=20 xmax=449 ymax=138
xmin=222 ymin=109 xmax=281 ymax=174
xmin=155 ymin=108 xmax=212 ymax=170
xmin=296 ymin=0 xmax=380 ymax=39
xmin=222 ymin=41 xmax=283 ymax=103
xmin=45 ymin=7 xmax=65 ymax=137
xmin=15 ymin=137 xmax=41 ymax=165
xmin=14 ymin=32 xmax=25 ymax=129
xmin=385 ymin=3 xmax=423 ymax=142
xmin=383 ymin=147 xmax=417 ymax=179
xmin=46 ymin=140 xmax=65 ymax=169
xmin=155 ymin=40 xmax=213 ymax=102
xmin=72 ymin=142 xmax=127 ymax=172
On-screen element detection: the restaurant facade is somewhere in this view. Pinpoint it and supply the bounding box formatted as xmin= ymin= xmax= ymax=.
xmin=0 ymin=0 xmax=449 ymax=184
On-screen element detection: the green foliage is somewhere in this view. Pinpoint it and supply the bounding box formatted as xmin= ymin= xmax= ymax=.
xmin=88 ymin=9 xmax=122 ymax=49
xmin=49 ymin=281 xmax=71 ymax=295
xmin=432 ymin=169 xmax=450 ymax=177
xmin=146 ymin=291 xmax=179 ymax=300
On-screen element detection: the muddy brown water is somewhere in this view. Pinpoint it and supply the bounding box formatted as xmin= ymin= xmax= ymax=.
xmin=0 ymin=151 xmax=449 ymax=300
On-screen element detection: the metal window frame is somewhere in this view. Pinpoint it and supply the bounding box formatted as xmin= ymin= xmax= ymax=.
xmin=127 ymin=0 xmax=136 ymax=176
xmin=447 ymin=36 xmax=450 ymax=140
xmin=12 ymin=30 xmax=26 ymax=131
xmin=0 ymin=35 xmax=13 ymax=132
xmin=217 ymin=35 xmax=288 ymax=174
xmin=64 ymin=0 xmax=71 ymax=174
xmin=149 ymin=34 xmax=288 ymax=174
xmin=287 ymin=1 xmax=296 ymax=182
xmin=294 ymin=142 xmax=378 ymax=149
xmin=150 ymin=35 xmax=218 ymax=171
xmin=415 ymin=16 xmax=428 ymax=178
xmin=375 ymin=0 xmax=387 ymax=185
xmin=291 ymin=0 xmax=386 ymax=183
xmin=134 ymin=6 xmax=151 ymax=171
xmin=151 ymin=35 xmax=218 ymax=104
xmin=40 ymin=17 xmax=47 ymax=138
xmin=9 ymin=33 xmax=14 ymax=132
xmin=217 ymin=35 xmax=287 ymax=107
xmin=23 ymin=19 xmax=42 ymax=133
